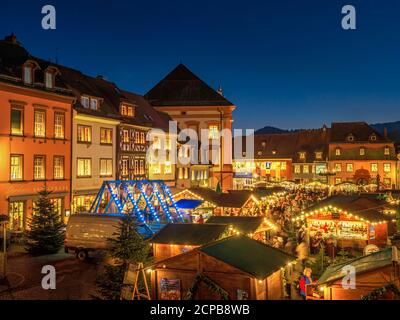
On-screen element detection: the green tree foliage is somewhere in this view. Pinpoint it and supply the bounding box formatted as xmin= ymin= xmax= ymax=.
xmin=96 ymin=215 xmax=150 ymax=300
xmin=25 ymin=189 xmax=65 ymax=255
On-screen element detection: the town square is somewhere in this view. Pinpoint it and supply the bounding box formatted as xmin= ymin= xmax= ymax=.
xmin=0 ymin=0 xmax=400 ymax=311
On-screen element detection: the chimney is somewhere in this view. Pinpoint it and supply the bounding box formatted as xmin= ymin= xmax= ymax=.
xmin=217 ymin=84 xmax=223 ymax=96
xmin=384 ymin=127 xmax=388 ymax=139
xmin=4 ymin=33 xmax=17 ymax=44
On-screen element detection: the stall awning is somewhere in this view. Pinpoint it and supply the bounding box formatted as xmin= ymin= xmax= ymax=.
xmin=175 ymin=199 xmax=204 ymax=210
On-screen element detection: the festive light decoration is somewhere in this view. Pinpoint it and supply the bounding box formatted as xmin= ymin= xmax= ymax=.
xmin=291 ymin=205 xmax=391 ymax=225
xmin=89 ymin=180 xmax=186 ymax=229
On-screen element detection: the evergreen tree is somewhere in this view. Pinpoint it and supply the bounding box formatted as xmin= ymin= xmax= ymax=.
xmin=96 ymin=215 xmax=150 ymax=300
xmin=25 ymin=188 xmax=65 ymax=255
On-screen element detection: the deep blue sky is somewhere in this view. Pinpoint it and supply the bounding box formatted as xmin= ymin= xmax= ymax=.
xmin=1 ymin=0 xmax=400 ymax=130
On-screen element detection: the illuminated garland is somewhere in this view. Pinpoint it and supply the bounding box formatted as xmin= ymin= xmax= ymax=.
xmin=292 ymin=205 xmax=390 ymax=226
xmin=361 ymin=283 xmax=400 ymax=300
xmin=185 ymin=273 xmax=229 ymax=300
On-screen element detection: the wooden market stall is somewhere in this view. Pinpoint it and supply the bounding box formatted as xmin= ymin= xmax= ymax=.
xmin=307 ymin=247 xmax=400 ymax=300
xmin=150 ymin=235 xmax=296 ymax=300
xmin=172 ymin=188 xmax=261 ymax=217
xmin=293 ymin=195 xmax=396 ymax=251
xmin=150 ymin=223 xmax=229 ymax=261
xmin=206 ymin=216 xmax=277 ymax=243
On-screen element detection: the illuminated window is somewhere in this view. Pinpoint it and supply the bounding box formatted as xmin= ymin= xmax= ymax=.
xmin=164 ymin=162 xmax=172 ymax=174
xmin=303 ymin=165 xmax=309 ymax=174
xmin=370 ymin=134 xmax=377 ymax=141
xmin=34 ymin=110 xmax=46 ymax=137
xmin=346 ymin=163 xmax=353 ymax=172
xmin=77 ymin=125 xmax=92 ymax=143
xmin=335 ymin=148 xmax=341 ymax=156
xmin=384 ymin=163 xmax=391 ymax=173
xmin=384 ymin=147 xmax=390 ymax=155
xmin=81 ymin=96 xmax=89 ymax=108
xmin=134 ymin=160 xmax=139 ymax=175
xmin=77 ymin=158 xmax=91 ymax=177
xmin=315 ymin=152 xmax=322 ymax=159
xmin=135 ymin=131 xmax=140 ymax=143
xmin=121 ymin=157 xmax=129 ymax=176
xmin=335 ymin=178 xmax=342 ymax=184
xmin=100 ymin=128 xmax=113 ymax=144
xmin=281 ymin=162 xmax=287 ymax=170
xmin=9 ymin=201 xmax=24 ymax=231
xmin=10 ymin=155 xmax=23 ymax=181
xmin=139 ymin=160 xmax=145 ymax=175
xmin=208 ymin=125 xmax=219 ymax=140
xmin=34 ymin=155 xmax=45 ymax=180
xmin=122 ymin=130 xmax=129 ymax=143
xmin=359 ymin=147 xmax=365 ymax=156
xmin=153 ymin=164 xmax=161 ymax=174
xmin=371 ymin=163 xmax=378 ymax=173
xmin=178 ymin=167 xmax=183 ymax=179
xmin=11 ymin=108 xmax=23 ymax=135
xmin=166 ymin=139 xmax=171 ymax=150
xmin=53 ymin=156 xmax=64 ymax=180
xmin=45 ymin=71 xmax=54 ymax=89
xmin=54 ymin=113 xmax=65 ymax=139
xmin=50 ymin=198 xmax=63 ymax=216
xmin=299 ymin=152 xmax=306 ymax=160
xmin=384 ymin=178 xmax=391 ymax=186
xmin=141 ymin=132 xmax=145 ymax=144
xmin=334 ymin=163 xmax=342 ymax=172
xmin=73 ymin=195 xmax=95 ymax=213
xmin=121 ymin=105 xmax=134 ymax=117
xmin=294 ymin=165 xmax=300 ymax=174
xmin=153 ymin=136 xmax=161 ymax=149
xmin=90 ymin=98 xmax=98 ymax=110
xmin=184 ymin=167 xmax=189 ymax=179
xmin=100 ymin=159 xmax=112 ymax=177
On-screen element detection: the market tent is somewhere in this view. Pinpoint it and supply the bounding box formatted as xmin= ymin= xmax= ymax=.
xmin=317 ymin=247 xmax=399 ymax=285
xmin=206 ymin=216 xmax=265 ymax=234
xmin=150 ymin=223 xmax=229 ymax=246
xmin=175 ymin=199 xmax=203 ymax=210
xmin=199 ymin=235 xmax=295 ymax=279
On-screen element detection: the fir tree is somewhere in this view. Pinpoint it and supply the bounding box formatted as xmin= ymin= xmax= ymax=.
xmin=25 ymin=188 xmax=65 ymax=255
xmin=96 ymin=215 xmax=150 ymax=300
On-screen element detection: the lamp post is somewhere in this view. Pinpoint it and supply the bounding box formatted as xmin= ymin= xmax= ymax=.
xmin=0 ymin=214 xmax=7 ymax=281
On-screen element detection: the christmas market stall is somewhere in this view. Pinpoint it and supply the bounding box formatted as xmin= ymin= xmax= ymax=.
xmin=307 ymin=247 xmax=400 ymax=300
xmin=150 ymin=223 xmax=229 ymax=261
xmin=149 ymin=235 xmax=296 ymax=300
xmin=292 ymin=195 xmax=396 ymax=251
xmin=172 ymin=188 xmax=261 ymax=217
xmin=206 ymin=216 xmax=277 ymax=243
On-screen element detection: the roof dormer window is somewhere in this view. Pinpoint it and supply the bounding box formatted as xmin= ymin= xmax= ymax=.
xmin=45 ymin=71 xmax=54 ymax=89
xmin=121 ymin=104 xmax=135 ymax=117
xmin=81 ymin=96 xmax=99 ymax=110
xmin=299 ymin=152 xmax=306 ymax=160
xmin=346 ymin=134 xmax=355 ymax=142
xmin=370 ymin=134 xmax=377 ymax=141
xmin=315 ymin=151 xmax=322 ymax=159
xmin=23 ymin=65 xmax=33 ymax=84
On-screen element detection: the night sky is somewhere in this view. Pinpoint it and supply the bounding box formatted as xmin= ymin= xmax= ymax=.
xmin=1 ymin=0 xmax=400 ymax=130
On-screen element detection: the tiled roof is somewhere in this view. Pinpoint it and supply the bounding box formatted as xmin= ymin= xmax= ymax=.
xmin=145 ymin=64 xmax=234 ymax=107
xmin=330 ymin=122 xmax=389 ymax=143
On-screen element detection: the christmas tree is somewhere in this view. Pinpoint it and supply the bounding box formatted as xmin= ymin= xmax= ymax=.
xmin=96 ymin=215 xmax=150 ymax=300
xmin=25 ymin=188 xmax=65 ymax=255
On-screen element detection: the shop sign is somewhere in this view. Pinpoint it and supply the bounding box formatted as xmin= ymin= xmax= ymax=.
xmin=160 ymin=278 xmax=181 ymax=300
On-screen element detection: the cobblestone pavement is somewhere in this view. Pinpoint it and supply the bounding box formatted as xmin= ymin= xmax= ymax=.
xmin=0 ymin=250 xmax=102 ymax=300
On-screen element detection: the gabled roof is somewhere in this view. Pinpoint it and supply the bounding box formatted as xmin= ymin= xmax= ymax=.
xmin=206 ymin=216 xmax=264 ymax=234
xmin=199 ymin=235 xmax=295 ymax=279
xmin=145 ymin=64 xmax=234 ymax=107
xmin=150 ymin=223 xmax=228 ymax=245
xmin=330 ymin=122 xmax=389 ymax=143
xmin=318 ymin=247 xmax=399 ymax=285
xmin=0 ymin=35 xmax=72 ymax=97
